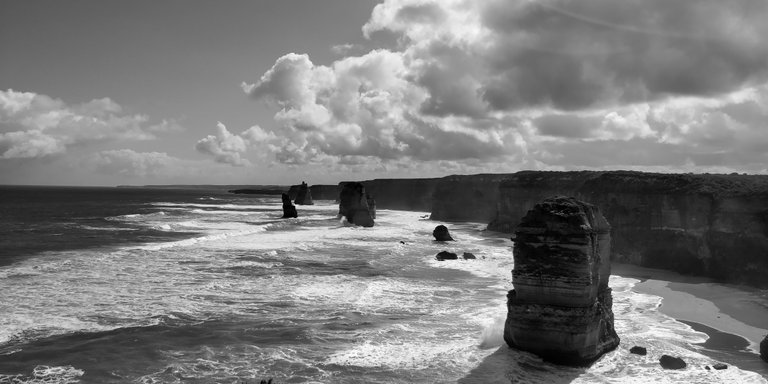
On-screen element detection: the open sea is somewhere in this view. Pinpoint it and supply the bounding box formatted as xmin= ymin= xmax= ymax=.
xmin=0 ymin=185 xmax=766 ymax=384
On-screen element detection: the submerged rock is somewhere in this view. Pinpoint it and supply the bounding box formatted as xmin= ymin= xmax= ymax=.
xmin=436 ymin=251 xmax=458 ymax=261
xmin=659 ymin=355 xmax=686 ymax=369
xmin=338 ymin=182 xmax=375 ymax=227
xmin=761 ymin=335 xmax=767 ymax=362
xmin=294 ymin=181 xmax=314 ymax=205
xmin=433 ymin=225 xmax=454 ymax=241
xmin=281 ymin=193 xmax=298 ymax=218
xmin=629 ymin=346 xmax=647 ymax=355
xmin=504 ymin=196 xmax=620 ymax=366
xmin=462 ymin=252 xmax=477 ymax=260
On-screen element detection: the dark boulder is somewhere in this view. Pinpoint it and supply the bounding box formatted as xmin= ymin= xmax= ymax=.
xmin=436 ymin=251 xmax=458 ymax=261
xmin=281 ymin=193 xmax=298 ymax=218
xmin=462 ymin=252 xmax=477 ymax=260
xmin=294 ymin=181 xmax=314 ymax=205
xmin=712 ymin=363 xmax=728 ymax=370
xmin=659 ymin=355 xmax=686 ymax=369
xmin=629 ymin=346 xmax=647 ymax=355
xmin=761 ymin=335 xmax=767 ymax=362
xmin=338 ymin=182 xmax=374 ymax=227
xmin=433 ymin=225 xmax=454 ymax=241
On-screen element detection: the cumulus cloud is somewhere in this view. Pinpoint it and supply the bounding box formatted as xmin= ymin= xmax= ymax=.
xmin=242 ymin=0 xmax=768 ymax=174
xmin=195 ymin=122 xmax=274 ymax=166
xmin=0 ymin=89 xmax=178 ymax=159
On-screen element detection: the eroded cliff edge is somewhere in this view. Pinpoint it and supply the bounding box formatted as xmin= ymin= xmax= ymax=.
xmin=488 ymin=171 xmax=768 ymax=287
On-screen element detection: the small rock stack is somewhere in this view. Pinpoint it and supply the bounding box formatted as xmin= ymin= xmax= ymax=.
xmin=504 ymin=196 xmax=620 ymax=365
xmin=281 ymin=193 xmax=298 ymax=218
xmin=294 ymin=182 xmax=314 ymax=205
xmin=338 ymin=182 xmax=375 ymax=227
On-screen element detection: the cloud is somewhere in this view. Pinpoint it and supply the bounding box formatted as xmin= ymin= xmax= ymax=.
xmin=195 ymin=122 xmax=274 ymax=166
xmin=0 ymin=89 xmax=178 ymax=159
xmin=242 ymin=0 xmax=768 ymax=174
xmin=90 ymin=149 xmax=185 ymax=178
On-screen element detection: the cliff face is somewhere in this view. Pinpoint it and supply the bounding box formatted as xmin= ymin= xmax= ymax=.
xmin=339 ymin=178 xmax=438 ymax=211
xmin=505 ymin=197 xmax=619 ymax=365
xmin=309 ymin=185 xmax=340 ymax=201
xmin=430 ymin=174 xmax=515 ymax=222
xmin=489 ymin=171 xmax=768 ymax=286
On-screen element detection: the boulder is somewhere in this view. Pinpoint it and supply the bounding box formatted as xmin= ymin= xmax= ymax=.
xmin=294 ymin=182 xmax=314 ymax=205
xmin=338 ymin=182 xmax=375 ymax=227
xmin=462 ymin=252 xmax=477 ymax=260
xmin=761 ymin=335 xmax=767 ymax=362
xmin=712 ymin=363 xmax=728 ymax=370
xmin=659 ymin=355 xmax=686 ymax=369
xmin=433 ymin=225 xmax=454 ymax=241
xmin=629 ymin=346 xmax=647 ymax=355
xmin=281 ymin=193 xmax=298 ymax=218
xmin=504 ymin=196 xmax=620 ymax=366
xmin=436 ymin=251 xmax=458 ymax=261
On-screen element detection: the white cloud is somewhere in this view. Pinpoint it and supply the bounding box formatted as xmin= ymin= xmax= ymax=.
xmin=195 ymin=122 xmax=274 ymax=166
xmin=0 ymin=89 xmax=177 ymax=159
xmin=241 ymin=0 xmax=768 ymax=174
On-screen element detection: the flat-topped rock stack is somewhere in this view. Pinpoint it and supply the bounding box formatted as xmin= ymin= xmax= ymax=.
xmin=504 ymin=196 xmax=619 ymax=366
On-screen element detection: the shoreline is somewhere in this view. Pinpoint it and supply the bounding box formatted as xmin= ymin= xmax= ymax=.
xmin=613 ymin=262 xmax=768 ymax=377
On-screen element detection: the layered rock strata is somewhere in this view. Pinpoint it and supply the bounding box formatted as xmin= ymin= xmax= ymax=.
xmin=294 ymin=182 xmax=314 ymax=205
xmin=281 ymin=193 xmax=298 ymax=218
xmin=504 ymin=197 xmax=619 ymax=366
xmin=338 ymin=182 xmax=375 ymax=227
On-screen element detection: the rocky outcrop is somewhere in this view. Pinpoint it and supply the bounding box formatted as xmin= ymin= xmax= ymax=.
xmin=659 ymin=355 xmax=686 ymax=369
xmin=366 ymin=194 xmax=376 ymax=219
xmin=629 ymin=346 xmax=647 ymax=355
xmin=462 ymin=252 xmax=477 ymax=260
xmin=433 ymin=225 xmax=454 ymax=241
xmin=487 ymin=171 xmax=768 ymax=287
xmin=294 ymin=182 xmax=314 ymax=205
xmin=435 ymin=251 xmax=458 ymax=261
xmin=338 ymin=182 xmax=375 ymax=227
xmin=504 ymin=197 xmax=619 ymax=366
xmin=761 ymin=335 xmax=767 ymax=362
xmin=431 ymin=174 xmax=513 ymax=223
xmin=281 ymin=193 xmax=297 ymax=218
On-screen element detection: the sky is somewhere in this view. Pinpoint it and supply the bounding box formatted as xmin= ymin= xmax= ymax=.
xmin=2 ymin=0 xmax=768 ymax=186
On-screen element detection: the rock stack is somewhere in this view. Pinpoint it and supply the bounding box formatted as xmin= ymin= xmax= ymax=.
xmin=338 ymin=182 xmax=375 ymax=227
xmin=433 ymin=225 xmax=454 ymax=241
xmin=366 ymin=194 xmax=376 ymax=219
xmin=294 ymin=181 xmax=314 ymax=205
xmin=281 ymin=193 xmax=298 ymax=218
xmin=504 ymin=196 xmax=620 ymax=366
xmin=761 ymin=335 xmax=767 ymax=362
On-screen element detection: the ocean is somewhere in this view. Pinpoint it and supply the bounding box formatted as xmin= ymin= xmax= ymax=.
xmin=0 ymin=186 xmax=766 ymax=384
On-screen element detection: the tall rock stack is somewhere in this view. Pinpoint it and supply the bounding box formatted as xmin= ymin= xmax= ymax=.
xmin=294 ymin=182 xmax=314 ymax=205
xmin=504 ymin=196 xmax=619 ymax=366
xmin=338 ymin=182 xmax=375 ymax=227
xmin=281 ymin=193 xmax=298 ymax=218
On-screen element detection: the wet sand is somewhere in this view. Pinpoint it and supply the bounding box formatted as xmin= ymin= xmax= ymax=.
xmin=613 ymin=263 xmax=768 ymax=377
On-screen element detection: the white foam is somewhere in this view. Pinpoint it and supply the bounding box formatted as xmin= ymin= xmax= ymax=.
xmin=0 ymin=365 xmax=85 ymax=384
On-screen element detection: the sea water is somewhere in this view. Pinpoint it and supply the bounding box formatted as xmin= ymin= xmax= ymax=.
xmin=0 ymin=186 xmax=765 ymax=383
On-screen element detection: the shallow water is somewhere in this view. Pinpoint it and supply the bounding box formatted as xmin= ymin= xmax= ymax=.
xmin=0 ymin=187 xmax=766 ymax=383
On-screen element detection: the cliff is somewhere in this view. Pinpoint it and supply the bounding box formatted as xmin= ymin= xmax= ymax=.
xmin=504 ymin=197 xmax=619 ymax=365
xmin=488 ymin=171 xmax=768 ymax=287
xmin=310 ymin=184 xmax=340 ymax=201
xmin=430 ymin=174 xmax=515 ymax=222
xmin=339 ymin=178 xmax=439 ymax=212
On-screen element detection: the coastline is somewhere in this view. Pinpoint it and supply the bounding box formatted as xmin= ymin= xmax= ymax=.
xmin=613 ymin=262 xmax=768 ymax=377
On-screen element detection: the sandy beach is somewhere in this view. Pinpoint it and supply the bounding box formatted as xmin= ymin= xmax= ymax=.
xmin=613 ymin=263 xmax=768 ymax=377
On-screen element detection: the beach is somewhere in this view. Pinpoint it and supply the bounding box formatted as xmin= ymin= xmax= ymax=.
xmin=614 ymin=263 xmax=768 ymax=376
